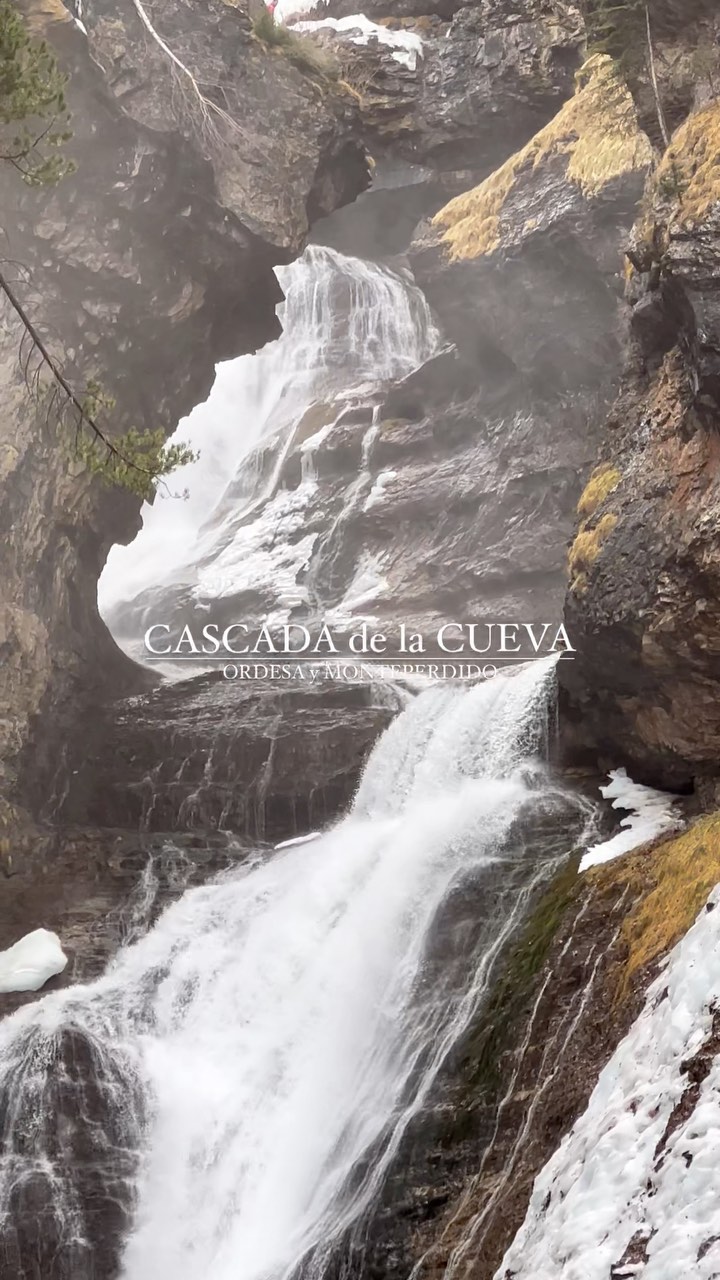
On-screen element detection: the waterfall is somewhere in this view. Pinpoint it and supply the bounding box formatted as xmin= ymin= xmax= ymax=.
xmin=99 ymin=245 xmax=438 ymax=625
xmin=0 ymin=660 xmax=590 ymax=1280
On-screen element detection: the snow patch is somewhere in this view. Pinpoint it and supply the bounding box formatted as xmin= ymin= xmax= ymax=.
xmin=580 ymin=769 xmax=682 ymax=872
xmin=0 ymin=929 xmax=68 ymax=994
xmin=497 ymin=881 xmax=720 ymax=1280
xmin=290 ymin=14 xmax=424 ymax=70
xmin=275 ymin=0 xmax=321 ymax=18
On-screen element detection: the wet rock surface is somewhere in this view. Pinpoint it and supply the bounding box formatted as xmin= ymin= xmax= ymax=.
xmin=0 ymin=820 xmax=259 ymax=1279
xmin=309 ymin=0 xmax=584 ymax=176
xmin=0 ymin=0 xmax=367 ymax=803
xmin=0 ymin=1018 xmax=146 ymax=1280
xmin=54 ymin=675 xmax=393 ymax=837
xmin=561 ymin=93 xmax=720 ymax=790
xmin=0 ymin=823 xmax=251 ymax=1015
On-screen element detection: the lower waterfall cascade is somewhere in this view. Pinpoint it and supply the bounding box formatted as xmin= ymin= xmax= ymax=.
xmin=0 ymin=660 xmax=592 ymax=1280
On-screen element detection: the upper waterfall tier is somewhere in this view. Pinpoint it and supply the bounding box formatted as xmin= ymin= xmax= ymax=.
xmin=99 ymin=244 xmax=439 ymax=638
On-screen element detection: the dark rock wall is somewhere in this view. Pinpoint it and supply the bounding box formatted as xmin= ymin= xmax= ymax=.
xmin=325 ymin=0 xmax=585 ymax=177
xmin=561 ymin=15 xmax=720 ymax=790
xmin=54 ymin=677 xmax=392 ymax=837
xmin=0 ymin=0 xmax=367 ymax=804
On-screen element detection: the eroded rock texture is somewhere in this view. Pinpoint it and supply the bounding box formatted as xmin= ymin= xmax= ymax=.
xmin=562 ymin=64 xmax=720 ymax=790
xmin=55 ymin=677 xmax=392 ymax=836
xmin=321 ymin=0 xmax=585 ymax=177
xmin=0 ymin=0 xmax=367 ymax=803
xmin=105 ymin=50 xmax=651 ymax=665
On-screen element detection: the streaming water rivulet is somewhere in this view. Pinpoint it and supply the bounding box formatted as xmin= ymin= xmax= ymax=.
xmin=0 ymin=659 xmax=591 ymax=1280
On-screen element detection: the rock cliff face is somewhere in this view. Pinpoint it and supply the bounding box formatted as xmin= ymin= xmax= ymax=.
xmin=0 ymin=0 xmax=367 ymax=806
xmin=6 ymin=1 xmax=720 ymax=1278
xmin=102 ymin=46 xmax=650 ymax=674
xmin=318 ymin=0 xmax=585 ymax=177
xmin=561 ymin=17 xmax=720 ymax=791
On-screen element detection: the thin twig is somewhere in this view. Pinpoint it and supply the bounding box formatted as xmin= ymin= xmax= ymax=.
xmin=129 ymin=0 xmax=247 ymax=145
xmin=645 ymin=4 xmax=670 ymax=149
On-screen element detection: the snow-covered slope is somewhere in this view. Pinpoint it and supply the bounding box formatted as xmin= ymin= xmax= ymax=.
xmin=498 ymin=882 xmax=720 ymax=1280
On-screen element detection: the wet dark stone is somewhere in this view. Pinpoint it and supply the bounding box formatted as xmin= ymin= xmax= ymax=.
xmin=53 ymin=676 xmax=393 ymax=838
xmin=0 ymin=1025 xmax=145 ymax=1280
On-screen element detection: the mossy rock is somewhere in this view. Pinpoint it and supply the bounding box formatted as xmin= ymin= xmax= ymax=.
xmin=457 ymin=858 xmax=582 ymax=1103
xmin=432 ymin=55 xmax=652 ymax=262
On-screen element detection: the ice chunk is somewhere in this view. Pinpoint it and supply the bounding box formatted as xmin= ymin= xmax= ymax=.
xmin=363 ymin=469 xmax=397 ymax=513
xmin=0 ymin=928 xmax=68 ymax=994
xmin=580 ymin=768 xmax=681 ymax=872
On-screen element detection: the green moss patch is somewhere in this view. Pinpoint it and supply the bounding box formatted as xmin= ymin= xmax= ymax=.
xmin=458 ymin=858 xmax=581 ymax=1102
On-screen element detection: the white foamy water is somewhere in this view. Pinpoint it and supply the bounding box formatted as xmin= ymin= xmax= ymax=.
xmin=99 ymin=245 xmax=437 ymax=624
xmin=0 ymin=661 xmax=587 ymax=1279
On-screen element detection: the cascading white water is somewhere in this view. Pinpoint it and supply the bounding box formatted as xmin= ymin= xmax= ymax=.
xmin=0 ymin=660 xmax=588 ymax=1280
xmin=98 ymin=245 xmax=438 ymax=622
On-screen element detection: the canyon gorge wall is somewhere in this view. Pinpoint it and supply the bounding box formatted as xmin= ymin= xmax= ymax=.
xmin=3 ymin=1 xmax=720 ymax=1279
xmin=0 ymin=0 xmax=367 ymax=816
xmin=561 ymin=0 xmax=720 ymax=792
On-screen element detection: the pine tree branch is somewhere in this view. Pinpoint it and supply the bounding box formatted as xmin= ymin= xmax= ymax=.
xmin=0 ymin=263 xmax=154 ymax=476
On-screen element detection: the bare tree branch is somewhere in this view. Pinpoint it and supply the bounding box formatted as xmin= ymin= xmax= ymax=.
xmin=0 ymin=263 xmax=155 ymax=476
xmin=645 ymin=4 xmax=670 ymax=149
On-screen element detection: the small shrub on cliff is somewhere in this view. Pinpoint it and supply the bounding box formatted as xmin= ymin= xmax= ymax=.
xmin=74 ymin=382 xmax=198 ymax=501
xmin=585 ymin=0 xmax=646 ymax=75
xmin=585 ymin=0 xmax=671 ymax=148
xmin=252 ymin=11 xmax=338 ymax=80
xmin=568 ymin=512 xmax=618 ymax=591
xmin=577 ymin=464 xmax=622 ymax=519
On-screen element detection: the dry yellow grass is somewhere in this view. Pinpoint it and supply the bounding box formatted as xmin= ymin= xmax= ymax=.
xmin=655 ymin=101 xmax=720 ymax=225
xmin=590 ymin=815 xmax=720 ymax=1000
xmin=24 ymin=0 xmax=73 ymax=31
xmin=577 ymin=464 xmax=621 ymax=519
xmin=433 ymin=55 xmax=652 ymax=262
xmin=568 ymin=512 xmax=618 ymax=586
